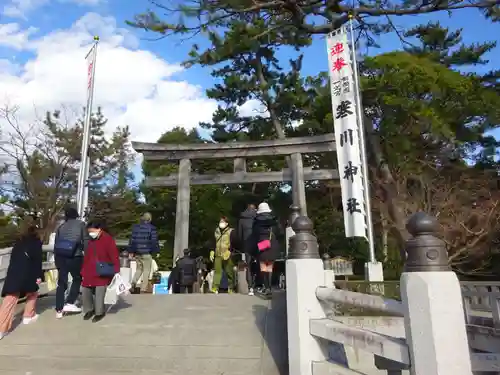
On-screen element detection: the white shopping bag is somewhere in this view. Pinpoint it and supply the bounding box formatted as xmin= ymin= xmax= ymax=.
xmin=114 ymin=273 xmax=132 ymax=296
xmin=105 ymin=282 xmax=118 ymax=305
xmin=105 ymin=274 xmax=131 ymax=305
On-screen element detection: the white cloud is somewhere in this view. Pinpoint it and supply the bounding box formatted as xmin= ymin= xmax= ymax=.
xmin=0 ymin=13 xmax=217 ymax=146
xmin=0 ymin=23 xmax=36 ymax=49
xmin=239 ymin=99 xmax=268 ymax=117
xmin=3 ymin=0 xmax=49 ymax=18
xmin=3 ymin=0 xmax=104 ymax=19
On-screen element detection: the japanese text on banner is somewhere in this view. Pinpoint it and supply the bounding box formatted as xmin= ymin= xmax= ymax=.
xmin=326 ymin=28 xmax=367 ymax=238
xmin=86 ymin=45 xmax=96 ymax=100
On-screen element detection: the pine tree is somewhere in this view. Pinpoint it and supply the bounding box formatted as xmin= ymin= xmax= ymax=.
xmin=0 ymin=107 xmax=135 ymax=239
xmin=129 ymin=0 xmax=499 ymax=48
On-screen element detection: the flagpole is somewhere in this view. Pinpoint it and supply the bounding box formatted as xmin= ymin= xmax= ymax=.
xmin=347 ymin=17 xmax=377 ymax=264
xmin=76 ymin=36 xmax=99 ymax=221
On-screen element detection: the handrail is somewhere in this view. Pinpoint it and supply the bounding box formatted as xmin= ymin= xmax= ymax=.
xmin=0 ymin=239 xmax=165 ymax=255
xmin=0 ymin=245 xmax=55 ymax=256
xmin=316 ymin=286 xmax=404 ymax=316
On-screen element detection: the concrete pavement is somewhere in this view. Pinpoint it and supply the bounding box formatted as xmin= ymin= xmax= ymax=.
xmin=0 ymin=293 xmax=289 ymax=375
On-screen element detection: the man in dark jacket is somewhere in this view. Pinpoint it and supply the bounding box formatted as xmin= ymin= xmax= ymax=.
xmin=53 ymin=206 xmax=87 ymax=318
xmin=237 ymin=204 xmax=258 ymax=295
xmin=176 ymin=249 xmax=197 ymax=293
xmin=128 ymin=212 xmax=160 ymax=294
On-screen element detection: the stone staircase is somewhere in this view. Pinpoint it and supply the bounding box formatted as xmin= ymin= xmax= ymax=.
xmin=0 ymin=293 xmax=288 ymax=375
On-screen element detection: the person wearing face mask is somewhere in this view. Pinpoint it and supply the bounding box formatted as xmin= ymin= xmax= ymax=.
xmin=80 ymin=220 xmax=120 ymax=323
xmin=209 ymin=217 xmax=239 ymax=294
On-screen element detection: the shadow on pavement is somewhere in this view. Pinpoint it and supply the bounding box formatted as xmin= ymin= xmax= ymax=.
xmin=252 ymin=290 xmax=289 ymax=375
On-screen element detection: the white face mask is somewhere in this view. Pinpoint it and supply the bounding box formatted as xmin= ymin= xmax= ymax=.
xmin=88 ymin=231 xmax=99 ymax=239
xmin=219 ymin=222 xmax=228 ymax=230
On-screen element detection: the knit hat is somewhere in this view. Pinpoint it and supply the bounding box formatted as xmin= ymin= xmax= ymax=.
xmin=257 ymin=202 xmax=272 ymax=214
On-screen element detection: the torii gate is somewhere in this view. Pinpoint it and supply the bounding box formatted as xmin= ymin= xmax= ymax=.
xmin=132 ymin=133 xmax=339 ymax=260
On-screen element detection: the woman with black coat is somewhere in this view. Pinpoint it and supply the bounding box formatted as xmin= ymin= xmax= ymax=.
xmin=0 ymin=216 xmax=43 ymax=339
xmin=252 ymin=202 xmax=282 ymax=296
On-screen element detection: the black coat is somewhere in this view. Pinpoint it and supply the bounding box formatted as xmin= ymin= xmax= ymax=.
xmin=2 ymin=234 xmax=43 ymax=297
xmin=237 ymin=208 xmax=256 ymax=253
xmin=251 ymin=213 xmax=282 ymax=262
xmin=177 ymin=256 xmax=197 ymax=286
xmin=168 ymin=266 xmax=181 ymax=293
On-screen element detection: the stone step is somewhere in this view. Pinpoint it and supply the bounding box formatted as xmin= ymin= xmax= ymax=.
xmin=0 ymin=356 xmax=261 ymax=374
xmin=0 ymin=344 xmax=262 ymax=359
xmin=1 ymin=292 xmax=288 ymax=375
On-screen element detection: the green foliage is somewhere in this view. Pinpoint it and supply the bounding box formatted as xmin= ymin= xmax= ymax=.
xmin=0 ymin=205 xmax=17 ymax=248
xmin=0 ymin=107 xmax=139 ymax=241
xmin=362 ymin=50 xmax=500 ymax=171
xmin=135 ymin=20 xmax=500 ymax=277
xmin=141 ymin=127 xmax=234 ymax=263
xmin=130 ymin=0 xmax=499 ymax=48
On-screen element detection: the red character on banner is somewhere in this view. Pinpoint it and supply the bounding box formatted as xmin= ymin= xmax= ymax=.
xmin=330 ymin=42 xmax=344 ymax=56
xmin=87 ymin=62 xmax=93 ymax=89
xmin=332 ymin=57 xmax=347 ymax=72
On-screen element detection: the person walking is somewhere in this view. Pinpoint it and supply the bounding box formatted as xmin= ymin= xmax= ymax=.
xmin=237 ymin=203 xmax=258 ymax=295
xmin=128 ymin=213 xmax=160 ymax=294
xmin=210 ymin=216 xmax=238 ymax=294
xmin=80 ymin=220 xmax=120 ymax=323
xmin=176 ymin=249 xmax=197 ymax=294
xmin=252 ymin=202 xmax=282 ymax=297
xmin=0 ymin=216 xmax=43 ymax=339
xmin=167 ymin=258 xmax=180 ymax=294
xmin=53 ymin=206 xmax=87 ymax=319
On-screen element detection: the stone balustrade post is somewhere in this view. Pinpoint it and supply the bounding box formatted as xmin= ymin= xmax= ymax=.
xmin=285 ymin=204 xmax=301 ymax=257
xmin=322 ymin=253 xmax=335 ymax=287
xmin=401 ymin=212 xmax=472 ymax=375
xmin=119 ymin=251 xmax=132 ymax=285
xmin=286 ymin=212 xmax=328 ymax=375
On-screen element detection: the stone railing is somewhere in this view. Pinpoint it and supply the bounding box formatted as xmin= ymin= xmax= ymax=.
xmin=286 ymin=211 xmax=500 ymax=375
xmin=0 ymin=238 xmax=163 ymax=296
xmin=333 ymin=279 xmax=500 ymax=328
xmin=0 ymin=245 xmax=57 ymax=297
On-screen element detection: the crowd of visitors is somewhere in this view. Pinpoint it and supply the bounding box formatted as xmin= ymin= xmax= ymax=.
xmin=0 ymin=200 xmax=282 ymax=340
xmin=169 ymin=201 xmax=283 ymax=296
xmin=0 ymin=207 xmax=123 ymax=340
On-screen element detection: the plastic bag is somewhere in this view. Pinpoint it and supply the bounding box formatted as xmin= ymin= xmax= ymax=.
xmin=44 ymin=270 xmax=57 ymax=291
xmin=105 ymin=274 xmax=131 ymax=305
xmin=105 ymin=283 xmax=118 ymax=305
xmin=114 ymin=273 xmax=131 ymax=296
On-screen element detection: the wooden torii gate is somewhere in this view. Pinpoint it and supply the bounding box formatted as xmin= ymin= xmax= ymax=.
xmin=132 ymin=133 xmax=339 ymax=260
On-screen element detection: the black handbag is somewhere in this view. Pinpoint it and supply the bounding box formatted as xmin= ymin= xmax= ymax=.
xmin=92 ymin=241 xmax=115 ymax=277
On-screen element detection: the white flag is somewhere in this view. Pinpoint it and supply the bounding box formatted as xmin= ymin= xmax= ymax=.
xmin=326 ymin=27 xmax=367 ymax=238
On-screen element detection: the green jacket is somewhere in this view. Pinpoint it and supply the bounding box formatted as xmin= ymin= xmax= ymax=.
xmin=214 ymin=227 xmax=237 ymax=257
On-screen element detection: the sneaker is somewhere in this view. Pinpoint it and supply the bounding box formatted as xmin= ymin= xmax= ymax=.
xmin=211 ymin=288 xmax=219 ymax=294
xmin=22 ymin=314 xmax=39 ymax=325
xmin=0 ymin=332 xmax=6 ymax=340
xmin=248 ymin=288 xmax=254 ymax=296
xmin=63 ymin=303 xmax=82 ymax=313
xmin=55 ymin=311 xmax=63 ymax=319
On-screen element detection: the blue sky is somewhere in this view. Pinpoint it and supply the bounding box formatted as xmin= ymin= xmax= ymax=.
xmin=0 ymin=0 xmax=499 ymax=182
xmin=124 ymin=4 xmax=500 ymax=86
xmin=3 ymin=1 xmax=498 ymax=92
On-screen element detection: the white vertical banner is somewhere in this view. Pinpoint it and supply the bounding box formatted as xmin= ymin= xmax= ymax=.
xmin=326 ymin=27 xmax=367 ymax=238
xmin=76 ymin=37 xmax=98 ymax=219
